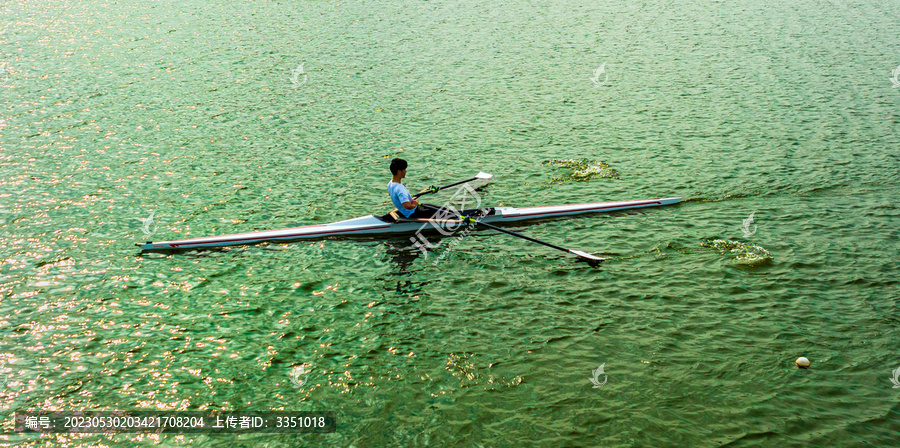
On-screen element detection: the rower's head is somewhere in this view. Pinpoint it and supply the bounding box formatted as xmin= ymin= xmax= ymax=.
xmin=390 ymin=158 xmax=408 ymax=179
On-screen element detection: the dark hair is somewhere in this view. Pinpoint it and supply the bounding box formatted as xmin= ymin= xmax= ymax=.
xmin=390 ymin=158 xmax=407 ymax=175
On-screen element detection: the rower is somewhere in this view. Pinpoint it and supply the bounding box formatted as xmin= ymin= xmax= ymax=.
xmin=385 ymin=161 xmax=492 ymax=224
xmin=388 ymin=158 xmax=434 ymax=220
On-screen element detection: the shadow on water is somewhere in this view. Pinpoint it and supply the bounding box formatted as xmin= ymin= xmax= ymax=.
xmin=375 ymin=238 xmax=430 ymax=297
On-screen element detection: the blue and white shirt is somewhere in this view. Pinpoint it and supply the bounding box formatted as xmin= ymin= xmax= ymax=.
xmin=388 ymin=182 xmax=416 ymax=218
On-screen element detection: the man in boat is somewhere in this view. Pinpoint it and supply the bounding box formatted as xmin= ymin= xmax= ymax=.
xmin=389 ymin=158 xmax=489 ymax=224
xmin=389 ymin=158 xmax=430 ymax=219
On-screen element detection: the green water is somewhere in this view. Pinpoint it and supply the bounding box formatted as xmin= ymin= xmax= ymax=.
xmin=2 ymin=0 xmax=900 ymax=446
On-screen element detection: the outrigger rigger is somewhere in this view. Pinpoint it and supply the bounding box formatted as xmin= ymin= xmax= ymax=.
xmin=137 ymin=172 xmax=680 ymax=264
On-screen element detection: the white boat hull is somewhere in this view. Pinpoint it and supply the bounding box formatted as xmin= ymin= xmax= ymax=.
xmin=137 ymin=197 xmax=680 ymax=251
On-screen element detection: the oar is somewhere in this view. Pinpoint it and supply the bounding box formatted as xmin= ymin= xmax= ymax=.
xmin=413 ymin=172 xmax=493 ymax=199
xmin=462 ymin=215 xmax=605 ymax=265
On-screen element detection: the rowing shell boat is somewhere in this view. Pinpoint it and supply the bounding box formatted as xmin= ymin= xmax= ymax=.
xmin=137 ymin=173 xmax=680 ymax=251
xmin=137 ymin=199 xmax=681 ymax=251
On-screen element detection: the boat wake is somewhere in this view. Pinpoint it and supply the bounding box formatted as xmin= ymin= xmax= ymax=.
xmin=648 ymin=240 xmax=773 ymax=267
xmin=543 ymin=158 xmax=621 ymax=183
xmin=699 ymin=239 xmax=773 ymax=267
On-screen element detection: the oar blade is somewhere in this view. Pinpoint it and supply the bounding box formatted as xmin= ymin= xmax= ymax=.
xmin=474 ymin=171 xmax=493 ymax=181
xmin=569 ymin=249 xmax=605 ymax=263
xmin=468 ymin=172 xmax=494 ymax=190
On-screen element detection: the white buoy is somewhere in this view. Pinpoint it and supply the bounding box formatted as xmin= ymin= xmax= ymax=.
xmin=795 ymin=357 xmax=810 ymax=369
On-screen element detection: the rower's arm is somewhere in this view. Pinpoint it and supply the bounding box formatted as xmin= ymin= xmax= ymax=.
xmin=401 ymin=199 xmax=419 ymax=209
